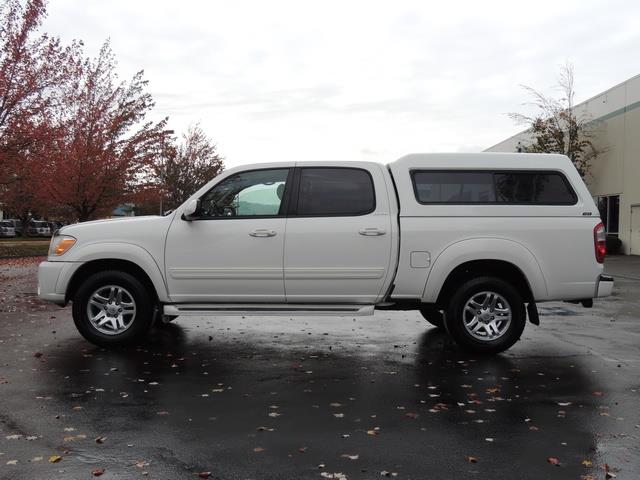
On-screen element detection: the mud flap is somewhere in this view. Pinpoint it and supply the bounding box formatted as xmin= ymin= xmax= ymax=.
xmin=527 ymin=302 xmax=540 ymax=325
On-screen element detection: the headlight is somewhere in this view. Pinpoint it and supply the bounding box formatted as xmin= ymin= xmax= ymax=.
xmin=49 ymin=235 xmax=77 ymax=256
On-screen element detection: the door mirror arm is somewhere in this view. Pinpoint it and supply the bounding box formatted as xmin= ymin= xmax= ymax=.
xmin=181 ymin=199 xmax=201 ymax=221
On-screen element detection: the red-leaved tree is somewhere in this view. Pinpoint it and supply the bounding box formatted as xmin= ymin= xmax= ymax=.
xmin=0 ymin=0 xmax=75 ymax=220
xmin=155 ymin=124 xmax=224 ymax=211
xmin=43 ymin=42 xmax=170 ymax=221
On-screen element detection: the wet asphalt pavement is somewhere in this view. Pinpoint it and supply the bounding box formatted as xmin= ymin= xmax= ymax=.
xmin=0 ymin=257 xmax=639 ymax=480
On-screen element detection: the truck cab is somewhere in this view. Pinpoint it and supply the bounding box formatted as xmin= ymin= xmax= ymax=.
xmin=38 ymin=153 xmax=613 ymax=354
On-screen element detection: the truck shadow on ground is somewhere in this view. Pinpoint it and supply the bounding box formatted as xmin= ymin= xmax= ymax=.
xmin=38 ymin=323 xmax=603 ymax=479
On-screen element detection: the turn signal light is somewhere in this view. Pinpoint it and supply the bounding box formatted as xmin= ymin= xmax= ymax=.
xmin=49 ymin=235 xmax=76 ymax=256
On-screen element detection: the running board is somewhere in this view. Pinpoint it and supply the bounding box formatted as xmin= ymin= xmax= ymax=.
xmin=163 ymin=304 xmax=375 ymax=317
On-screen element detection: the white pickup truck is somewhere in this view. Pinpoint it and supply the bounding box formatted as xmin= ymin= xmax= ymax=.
xmin=38 ymin=153 xmax=613 ymax=354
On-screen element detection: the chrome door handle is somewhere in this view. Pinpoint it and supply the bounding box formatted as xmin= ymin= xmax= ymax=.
xmin=249 ymin=229 xmax=277 ymax=237
xmin=358 ymin=227 xmax=386 ymax=236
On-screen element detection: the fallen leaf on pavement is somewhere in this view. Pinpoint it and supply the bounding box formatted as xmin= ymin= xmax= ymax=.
xmin=91 ymin=468 xmax=105 ymax=476
xmin=547 ymin=457 xmax=560 ymax=466
xmin=466 ymin=456 xmax=478 ymax=463
xmin=341 ymin=454 xmax=359 ymax=460
xmin=197 ymin=472 xmax=212 ymax=479
xmin=49 ymin=455 xmax=62 ymax=463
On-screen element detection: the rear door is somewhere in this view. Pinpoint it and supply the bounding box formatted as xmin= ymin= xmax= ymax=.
xmin=283 ymin=164 xmax=393 ymax=304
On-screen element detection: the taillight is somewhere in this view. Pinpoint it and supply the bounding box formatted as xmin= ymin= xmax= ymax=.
xmin=594 ymin=222 xmax=606 ymax=264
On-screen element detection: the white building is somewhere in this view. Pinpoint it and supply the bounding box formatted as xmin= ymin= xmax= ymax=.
xmin=486 ymin=74 xmax=640 ymax=255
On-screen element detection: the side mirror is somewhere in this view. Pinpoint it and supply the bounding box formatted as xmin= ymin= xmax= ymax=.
xmin=182 ymin=199 xmax=200 ymax=221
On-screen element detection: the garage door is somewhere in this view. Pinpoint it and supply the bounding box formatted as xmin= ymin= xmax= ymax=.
xmin=631 ymin=205 xmax=640 ymax=255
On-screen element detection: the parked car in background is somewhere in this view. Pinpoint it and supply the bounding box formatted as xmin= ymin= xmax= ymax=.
xmin=6 ymin=219 xmax=23 ymax=236
xmin=26 ymin=220 xmax=51 ymax=237
xmin=0 ymin=220 xmax=16 ymax=237
xmin=48 ymin=221 xmax=66 ymax=234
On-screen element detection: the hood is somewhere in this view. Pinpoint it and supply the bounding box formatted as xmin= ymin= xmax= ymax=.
xmin=60 ymin=215 xmax=174 ymax=242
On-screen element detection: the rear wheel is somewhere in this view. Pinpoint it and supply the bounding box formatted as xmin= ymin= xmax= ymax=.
xmin=419 ymin=306 xmax=445 ymax=329
xmin=445 ymin=276 xmax=525 ymax=354
xmin=72 ymin=270 xmax=154 ymax=347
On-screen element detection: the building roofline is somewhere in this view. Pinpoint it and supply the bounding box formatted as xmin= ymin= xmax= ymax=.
xmin=485 ymin=72 xmax=640 ymax=151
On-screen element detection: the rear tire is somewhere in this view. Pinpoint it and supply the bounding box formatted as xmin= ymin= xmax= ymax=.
xmin=419 ymin=306 xmax=445 ymax=329
xmin=72 ymin=270 xmax=154 ymax=347
xmin=445 ymin=276 xmax=525 ymax=354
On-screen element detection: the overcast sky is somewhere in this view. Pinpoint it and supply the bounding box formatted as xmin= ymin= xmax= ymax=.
xmin=43 ymin=0 xmax=640 ymax=168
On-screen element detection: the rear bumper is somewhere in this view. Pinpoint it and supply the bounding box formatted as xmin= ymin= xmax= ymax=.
xmin=596 ymin=274 xmax=614 ymax=298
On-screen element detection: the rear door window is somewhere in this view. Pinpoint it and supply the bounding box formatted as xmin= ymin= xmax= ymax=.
xmin=296 ymin=167 xmax=375 ymax=216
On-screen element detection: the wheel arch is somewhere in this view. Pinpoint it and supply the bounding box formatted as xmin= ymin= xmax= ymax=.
xmin=63 ymin=243 xmax=169 ymax=304
xmin=422 ymin=238 xmax=548 ymax=305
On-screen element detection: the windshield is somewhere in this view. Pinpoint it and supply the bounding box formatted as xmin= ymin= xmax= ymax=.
xmin=0 ymin=221 xmax=12 ymax=227
xmin=32 ymin=221 xmax=48 ymax=227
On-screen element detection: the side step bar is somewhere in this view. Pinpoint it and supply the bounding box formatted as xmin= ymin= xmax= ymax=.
xmin=163 ymin=304 xmax=375 ymax=317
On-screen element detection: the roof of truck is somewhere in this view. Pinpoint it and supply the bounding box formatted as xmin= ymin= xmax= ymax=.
xmin=389 ymin=152 xmax=574 ymax=171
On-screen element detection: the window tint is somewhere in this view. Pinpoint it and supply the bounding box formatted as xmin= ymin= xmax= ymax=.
xmin=198 ymin=168 xmax=289 ymax=218
xmin=412 ymin=171 xmax=495 ymax=203
xmin=412 ymin=170 xmax=577 ymax=205
xmin=297 ymin=168 xmax=375 ymax=216
xmin=494 ymin=173 xmax=576 ymax=204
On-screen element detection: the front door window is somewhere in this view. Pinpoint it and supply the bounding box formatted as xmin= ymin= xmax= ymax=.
xmin=198 ymin=169 xmax=289 ymax=218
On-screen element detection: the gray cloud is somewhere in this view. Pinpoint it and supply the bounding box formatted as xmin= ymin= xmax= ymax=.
xmin=42 ymin=0 xmax=640 ymax=166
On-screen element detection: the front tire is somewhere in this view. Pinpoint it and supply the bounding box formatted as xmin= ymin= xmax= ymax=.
xmin=445 ymin=276 xmax=525 ymax=354
xmin=72 ymin=270 xmax=154 ymax=347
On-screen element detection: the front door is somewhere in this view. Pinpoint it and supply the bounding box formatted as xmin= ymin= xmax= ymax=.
xmin=165 ymin=168 xmax=292 ymax=303
xmin=284 ymin=166 xmax=392 ymax=304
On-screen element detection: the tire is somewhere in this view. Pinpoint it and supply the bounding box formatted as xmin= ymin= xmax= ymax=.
xmin=72 ymin=270 xmax=154 ymax=347
xmin=419 ymin=306 xmax=445 ymax=329
xmin=444 ymin=276 xmax=526 ymax=354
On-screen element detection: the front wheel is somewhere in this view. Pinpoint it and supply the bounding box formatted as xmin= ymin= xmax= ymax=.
xmin=72 ymin=270 xmax=154 ymax=347
xmin=445 ymin=276 xmax=526 ymax=354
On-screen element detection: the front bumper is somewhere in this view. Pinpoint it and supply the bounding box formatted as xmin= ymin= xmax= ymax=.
xmin=38 ymin=261 xmax=81 ymax=305
xmin=596 ymin=274 xmax=614 ymax=298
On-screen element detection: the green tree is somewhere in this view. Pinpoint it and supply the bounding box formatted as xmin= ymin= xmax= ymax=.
xmin=509 ymin=64 xmax=600 ymax=178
